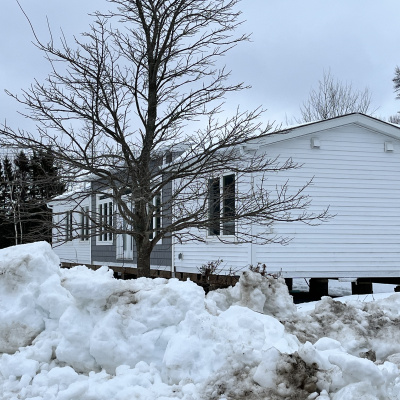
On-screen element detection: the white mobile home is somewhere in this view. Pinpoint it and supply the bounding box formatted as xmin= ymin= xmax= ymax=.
xmin=174 ymin=113 xmax=400 ymax=281
xmin=49 ymin=113 xmax=400 ymax=290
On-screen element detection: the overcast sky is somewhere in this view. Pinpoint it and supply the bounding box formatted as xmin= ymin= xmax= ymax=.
xmin=1 ymin=0 xmax=400 ymax=133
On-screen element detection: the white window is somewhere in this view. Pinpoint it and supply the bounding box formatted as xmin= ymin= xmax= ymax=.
xmin=208 ymin=174 xmax=235 ymax=236
xmin=80 ymin=206 xmax=90 ymax=241
xmin=98 ymin=196 xmax=113 ymax=243
xmin=149 ymin=193 xmax=162 ymax=240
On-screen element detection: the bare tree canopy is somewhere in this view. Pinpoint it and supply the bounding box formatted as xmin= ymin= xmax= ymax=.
xmin=1 ymin=0 xmax=328 ymax=277
xmin=297 ymin=70 xmax=374 ymax=123
xmin=392 ymin=66 xmax=400 ymax=123
xmin=388 ymin=114 xmax=400 ymax=125
xmin=394 ymin=66 xmax=400 ymax=98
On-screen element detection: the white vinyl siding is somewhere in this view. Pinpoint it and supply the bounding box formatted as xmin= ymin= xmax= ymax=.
xmin=255 ymin=125 xmax=400 ymax=278
xmin=51 ymin=198 xmax=91 ymax=264
xmin=175 ymin=122 xmax=400 ymax=278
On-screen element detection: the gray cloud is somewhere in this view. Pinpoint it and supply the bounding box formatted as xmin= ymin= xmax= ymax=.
xmin=1 ymin=0 xmax=399 ymax=133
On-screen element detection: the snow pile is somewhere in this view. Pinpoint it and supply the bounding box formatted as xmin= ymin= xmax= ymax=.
xmin=285 ymin=295 xmax=400 ymax=361
xmin=206 ymin=270 xmax=297 ymax=319
xmin=1 ymin=242 xmax=400 ymax=399
xmin=56 ymin=265 xmax=207 ymax=374
xmin=0 ymin=242 xmax=72 ymax=353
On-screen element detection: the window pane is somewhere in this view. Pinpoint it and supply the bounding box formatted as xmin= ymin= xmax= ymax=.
xmin=223 ymin=174 xmax=235 ymax=235
xmin=99 ymin=204 xmax=103 ymax=241
xmin=81 ymin=206 xmax=89 ymax=240
xmin=208 ymin=178 xmax=220 ymax=235
xmin=155 ymin=194 xmax=161 ymax=231
xmin=85 ymin=207 xmax=90 ymax=240
xmin=81 ymin=211 xmax=85 ymax=239
xmin=103 ymin=203 xmax=108 ymax=241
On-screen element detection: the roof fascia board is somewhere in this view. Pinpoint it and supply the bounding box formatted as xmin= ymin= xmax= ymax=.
xmin=257 ymin=114 xmax=400 ymax=148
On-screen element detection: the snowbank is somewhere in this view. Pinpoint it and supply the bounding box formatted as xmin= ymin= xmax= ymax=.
xmin=1 ymin=242 xmax=400 ymax=399
xmin=0 ymin=242 xmax=71 ymax=353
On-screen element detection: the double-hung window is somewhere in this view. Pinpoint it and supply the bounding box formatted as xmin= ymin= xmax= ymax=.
xmin=98 ymin=196 xmax=113 ymax=243
xmin=208 ymin=174 xmax=236 ymax=236
xmin=80 ymin=206 xmax=90 ymax=241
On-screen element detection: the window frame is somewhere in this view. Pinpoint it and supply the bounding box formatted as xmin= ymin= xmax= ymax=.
xmin=80 ymin=205 xmax=90 ymax=242
xmin=149 ymin=192 xmax=162 ymax=241
xmin=207 ymin=173 xmax=236 ymax=237
xmin=97 ymin=195 xmax=114 ymax=245
xmin=222 ymin=174 xmax=236 ymax=236
xmin=65 ymin=210 xmax=73 ymax=241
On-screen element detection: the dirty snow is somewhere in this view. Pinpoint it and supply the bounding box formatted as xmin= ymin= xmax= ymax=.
xmin=1 ymin=242 xmax=400 ymax=399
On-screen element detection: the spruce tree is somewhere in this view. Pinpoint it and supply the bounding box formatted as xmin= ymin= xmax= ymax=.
xmin=0 ymin=150 xmax=64 ymax=248
xmin=14 ymin=151 xmax=32 ymax=243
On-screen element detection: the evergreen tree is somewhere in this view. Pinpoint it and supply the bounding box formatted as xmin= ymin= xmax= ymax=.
xmin=14 ymin=151 xmax=31 ymax=243
xmin=29 ymin=149 xmax=65 ymax=243
xmin=0 ymin=149 xmax=64 ymax=248
xmin=3 ymin=156 xmax=13 ymax=182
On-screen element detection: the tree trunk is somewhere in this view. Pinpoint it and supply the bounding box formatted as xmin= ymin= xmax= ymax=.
xmin=136 ymin=239 xmax=152 ymax=278
xmin=9 ymin=183 xmax=18 ymax=245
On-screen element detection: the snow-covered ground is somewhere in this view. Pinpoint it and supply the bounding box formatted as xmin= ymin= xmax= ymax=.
xmin=1 ymin=242 xmax=400 ymax=399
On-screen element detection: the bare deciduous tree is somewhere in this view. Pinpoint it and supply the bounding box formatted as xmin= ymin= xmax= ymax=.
xmin=391 ymin=66 xmax=400 ymax=122
xmin=1 ymin=0 xmax=328 ymax=277
xmin=393 ymin=66 xmax=400 ymax=98
xmin=297 ymin=70 xmax=374 ymax=123
xmin=388 ymin=114 xmax=400 ymax=125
